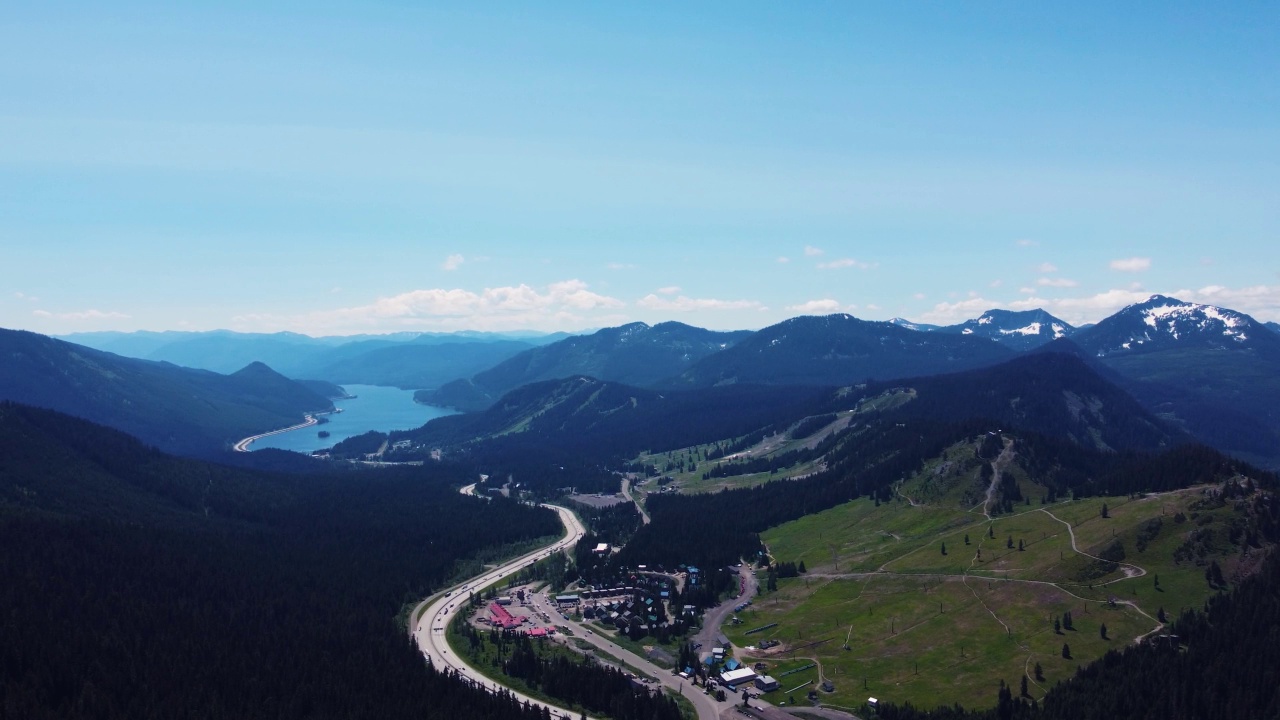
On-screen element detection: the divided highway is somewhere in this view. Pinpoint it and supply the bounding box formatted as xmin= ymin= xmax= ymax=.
xmin=413 ymin=483 xmax=768 ymax=720
xmin=411 ymin=486 xmax=591 ymax=719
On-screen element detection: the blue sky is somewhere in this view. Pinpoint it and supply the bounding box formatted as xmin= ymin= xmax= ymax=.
xmin=2 ymin=2 xmax=1277 ymax=335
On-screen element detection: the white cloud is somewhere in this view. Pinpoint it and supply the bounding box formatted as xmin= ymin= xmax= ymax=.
xmin=989 ymin=279 xmax=1003 ymax=288
xmin=1037 ymin=262 xmax=1059 ymax=274
xmin=865 ymin=303 xmax=881 ymax=311
xmin=776 ymin=256 xmax=790 ymax=264
xmin=1019 ymin=287 xmax=1036 ymax=294
xmin=607 ymin=262 xmax=637 ymax=270
xmin=233 ymin=280 xmax=624 ymax=333
xmin=655 ymin=286 xmax=681 ymax=295
xmin=637 ymin=294 xmax=764 ymax=313
xmin=786 ymin=299 xmax=843 ymax=314
xmin=817 ymin=258 xmax=876 ymax=270
xmin=1037 ymin=277 xmax=1079 ymax=288
xmin=1110 ymin=257 xmax=1151 ymax=272
xmin=803 ymin=245 xmax=824 ymax=257
xmin=441 ymin=253 xmax=465 ymax=271
xmin=1180 ymin=284 xmax=1280 ymax=321
xmin=912 ymin=292 xmax=926 ymax=300
xmin=14 ymin=291 xmax=38 ymax=302
xmin=32 ymin=308 xmax=130 ymax=321
xmin=1016 ymin=239 xmax=1039 ymax=247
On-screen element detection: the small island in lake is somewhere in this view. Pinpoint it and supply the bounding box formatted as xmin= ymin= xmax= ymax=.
xmin=317 ymin=430 xmax=330 ymax=439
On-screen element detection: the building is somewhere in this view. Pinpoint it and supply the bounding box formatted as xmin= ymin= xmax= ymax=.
xmin=555 ymin=594 xmax=580 ymax=607
xmin=720 ymin=668 xmax=758 ymax=687
xmin=593 ymin=542 xmax=610 ymax=554
xmin=755 ymin=676 xmax=779 ymax=692
xmin=489 ymin=602 xmax=526 ymax=630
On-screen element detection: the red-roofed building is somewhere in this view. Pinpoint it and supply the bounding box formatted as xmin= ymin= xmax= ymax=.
xmin=490 ymin=602 xmax=526 ymax=630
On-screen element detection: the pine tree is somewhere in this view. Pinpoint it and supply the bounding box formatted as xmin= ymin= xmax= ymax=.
xmin=1018 ymin=539 xmax=1025 ymax=551
xmin=1033 ymin=662 xmax=1044 ymax=681
xmin=1061 ymin=643 xmax=1071 ymax=659
xmin=964 ymin=533 xmax=971 ymax=545
xmin=1101 ymin=503 xmax=1109 ymax=519
xmin=1100 ymin=623 xmax=1108 ymax=640
xmin=941 ymin=542 xmax=947 ymax=556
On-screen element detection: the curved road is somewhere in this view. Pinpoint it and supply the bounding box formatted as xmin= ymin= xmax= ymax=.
xmin=233 ymin=413 xmax=322 ymax=452
xmin=415 ymin=484 xmax=769 ymax=720
xmin=411 ymin=490 xmax=591 ymax=719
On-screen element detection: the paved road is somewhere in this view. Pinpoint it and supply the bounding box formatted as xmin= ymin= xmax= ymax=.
xmin=695 ymin=564 xmax=759 ymax=655
xmin=420 ymin=486 xmax=775 ymax=720
xmin=410 ymin=498 xmax=590 ymax=719
xmin=620 ymin=478 xmax=650 ymax=524
xmin=232 ymin=409 xmax=337 ymax=448
xmin=524 ymin=592 xmax=734 ymax=720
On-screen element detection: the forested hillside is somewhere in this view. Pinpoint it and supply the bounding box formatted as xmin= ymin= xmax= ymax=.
xmin=0 ymin=402 xmax=562 ymax=720
xmin=0 ymin=329 xmax=332 ymax=457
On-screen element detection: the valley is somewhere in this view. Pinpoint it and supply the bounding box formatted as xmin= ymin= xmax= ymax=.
xmin=5 ymin=294 xmax=1280 ymax=720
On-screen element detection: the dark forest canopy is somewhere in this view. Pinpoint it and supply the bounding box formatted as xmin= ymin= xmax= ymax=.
xmin=0 ymin=402 xmax=563 ymax=720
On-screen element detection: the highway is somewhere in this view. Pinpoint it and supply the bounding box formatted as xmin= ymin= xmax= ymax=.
xmin=410 ymin=488 xmax=591 ymax=719
xmin=414 ymin=484 xmax=770 ymax=720
xmin=232 ymin=413 xmax=323 ymax=452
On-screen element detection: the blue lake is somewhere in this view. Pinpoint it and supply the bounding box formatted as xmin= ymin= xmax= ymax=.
xmin=250 ymin=384 xmax=455 ymax=454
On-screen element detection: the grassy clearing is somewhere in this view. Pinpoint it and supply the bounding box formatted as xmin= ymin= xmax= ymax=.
xmin=737 ymin=482 xmax=1259 ymax=711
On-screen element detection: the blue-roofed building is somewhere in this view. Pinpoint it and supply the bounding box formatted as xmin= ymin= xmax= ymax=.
xmin=724 ymin=658 xmax=740 ymax=671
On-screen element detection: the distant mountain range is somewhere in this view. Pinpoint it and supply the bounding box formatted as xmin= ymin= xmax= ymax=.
xmin=388 ymin=349 xmax=1183 ymax=482
xmin=60 ymin=329 xmax=568 ymax=388
xmin=669 ymin=314 xmax=1013 ymax=388
xmin=425 ymin=322 xmax=753 ymax=411
xmin=0 ymin=328 xmax=332 ymax=456
xmin=37 ymin=294 xmax=1280 ymax=468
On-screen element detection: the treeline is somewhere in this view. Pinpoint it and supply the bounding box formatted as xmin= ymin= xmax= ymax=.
xmin=1012 ymin=433 xmax=1276 ymax=499
xmin=397 ymin=379 xmax=831 ymax=495
xmin=875 ymin=550 xmax=1280 ymax=720
xmin=459 ymin=628 xmax=684 ymax=720
xmin=618 ymin=419 xmax=984 ymax=569
xmin=790 ymin=413 xmax=838 ymax=440
xmin=0 ymin=403 xmax=564 ymax=720
xmin=618 ymin=414 xmax=1275 ymax=570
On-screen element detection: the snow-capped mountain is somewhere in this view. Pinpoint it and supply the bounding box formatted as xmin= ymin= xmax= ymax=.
xmin=936 ymin=309 xmax=1075 ymax=352
xmin=888 ymin=317 xmax=941 ymax=332
xmin=1071 ymin=295 xmax=1279 ymax=357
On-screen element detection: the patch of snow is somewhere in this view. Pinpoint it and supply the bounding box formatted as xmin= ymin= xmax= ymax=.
xmin=1051 ymin=323 xmax=1066 ymax=338
xmin=978 ymin=315 xmax=993 ymax=325
xmin=962 ymin=328 xmax=973 ymax=335
xmin=999 ymin=322 xmax=1042 ymax=336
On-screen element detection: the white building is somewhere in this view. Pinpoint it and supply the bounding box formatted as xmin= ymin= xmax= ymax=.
xmin=720 ymin=668 xmax=757 ymax=687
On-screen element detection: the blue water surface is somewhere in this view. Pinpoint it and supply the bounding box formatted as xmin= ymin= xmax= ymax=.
xmin=250 ymin=384 xmax=455 ymax=454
